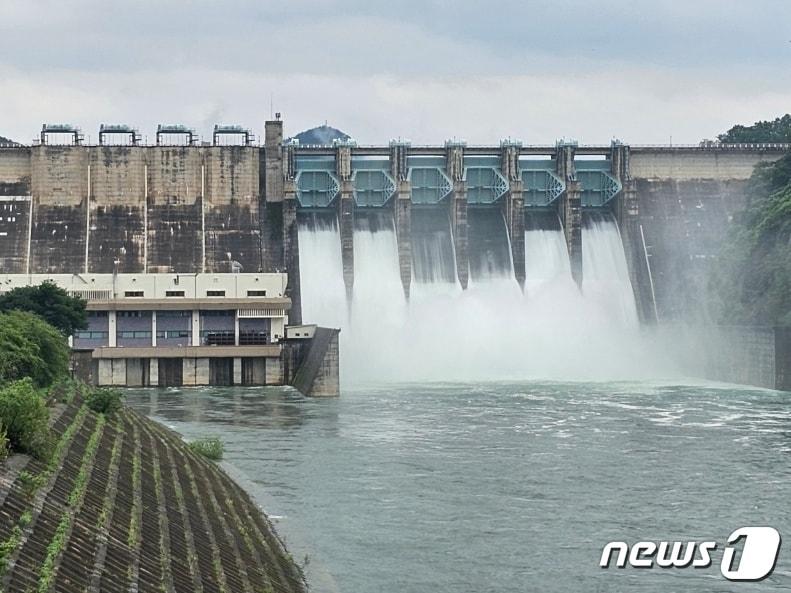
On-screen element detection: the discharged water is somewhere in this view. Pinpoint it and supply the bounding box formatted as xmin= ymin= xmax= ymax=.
xmin=298 ymin=210 xmax=665 ymax=384
xmin=127 ymin=382 xmax=791 ymax=593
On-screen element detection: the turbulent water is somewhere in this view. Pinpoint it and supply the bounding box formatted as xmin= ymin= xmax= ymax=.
xmin=298 ymin=209 xmax=674 ymax=384
xmin=582 ymin=212 xmax=640 ymax=326
xmin=127 ymin=382 xmax=791 ymax=593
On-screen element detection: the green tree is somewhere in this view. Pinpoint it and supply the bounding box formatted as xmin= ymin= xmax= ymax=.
xmin=0 ymin=282 xmax=86 ymax=336
xmin=0 ymin=378 xmax=50 ymax=458
xmin=718 ymin=114 xmax=791 ymax=143
xmin=709 ymin=152 xmax=791 ymax=326
xmin=0 ymin=311 xmax=70 ymax=387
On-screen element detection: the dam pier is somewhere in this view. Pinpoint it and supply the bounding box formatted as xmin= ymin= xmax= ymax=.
xmin=0 ymin=121 xmax=789 ymax=390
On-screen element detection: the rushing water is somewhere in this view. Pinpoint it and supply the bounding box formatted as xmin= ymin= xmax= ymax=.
xmin=126 ymin=382 xmax=791 ymax=593
xmin=582 ymin=213 xmax=640 ymax=327
xmin=298 ymin=209 xmax=666 ymax=385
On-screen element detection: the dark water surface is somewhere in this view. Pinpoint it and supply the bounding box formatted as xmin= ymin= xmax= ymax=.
xmin=126 ymin=382 xmax=791 ymax=593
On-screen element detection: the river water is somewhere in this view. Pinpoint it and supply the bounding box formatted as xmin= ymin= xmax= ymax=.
xmin=126 ymin=381 xmax=791 ymax=593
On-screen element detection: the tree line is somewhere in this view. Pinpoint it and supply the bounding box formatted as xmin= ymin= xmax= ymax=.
xmin=0 ymin=284 xmax=95 ymax=459
xmin=709 ymin=115 xmax=791 ymax=327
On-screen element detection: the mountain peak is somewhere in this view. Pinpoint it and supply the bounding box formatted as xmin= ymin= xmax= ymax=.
xmin=288 ymin=124 xmax=351 ymax=146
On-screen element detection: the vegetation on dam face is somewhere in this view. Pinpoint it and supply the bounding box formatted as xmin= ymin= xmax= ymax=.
xmin=0 ymin=291 xmax=307 ymax=593
xmin=710 ymin=115 xmax=791 ymax=327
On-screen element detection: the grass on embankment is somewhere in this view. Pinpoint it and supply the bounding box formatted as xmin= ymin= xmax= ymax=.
xmin=0 ymin=381 xmax=307 ymax=593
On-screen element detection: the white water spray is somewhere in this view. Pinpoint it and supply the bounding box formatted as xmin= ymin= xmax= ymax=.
xmin=297 ymin=215 xmax=348 ymax=330
xmin=582 ymin=213 xmax=640 ymax=327
xmin=298 ymin=210 xmax=674 ymax=385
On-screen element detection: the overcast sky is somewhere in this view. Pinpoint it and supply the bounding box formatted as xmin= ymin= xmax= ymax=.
xmin=1 ymin=0 xmax=789 ymax=145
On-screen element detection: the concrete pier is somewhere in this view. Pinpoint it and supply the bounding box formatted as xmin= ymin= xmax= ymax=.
xmin=446 ymin=142 xmax=468 ymax=289
xmin=500 ymin=142 xmax=526 ymax=289
xmin=264 ymin=119 xmax=302 ymax=324
xmin=556 ymin=143 xmax=582 ymax=287
xmin=336 ymin=143 xmax=355 ymax=300
xmin=611 ymin=143 xmax=657 ymax=323
xmin=390 ymin=142 xmax=412 ymax=298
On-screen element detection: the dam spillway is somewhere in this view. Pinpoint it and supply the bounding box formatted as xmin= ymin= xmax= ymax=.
xmin=1 ymin=119 xmax=789 ymax=386
xmin=297 ymin=206 xmax=646 ymax=383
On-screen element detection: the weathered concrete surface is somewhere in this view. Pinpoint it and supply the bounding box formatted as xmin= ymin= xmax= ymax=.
xmin=446 ymin=144 xmax=468 ymax=289
xmin=629 ymin=149 xmax=784 ymax=181
xmin=0 ymin=147 xmax=31 ymax=191
xmin=703 ymin=326 xmax=777 ymax=390
xmin=30 ymin=146 xmax=89 ymax=273
xmin=502 ymin=184 xmax=525 ymax=289
xmin=336 ymin=144 xmax=355 ymax=300
xmin=338 ymin=190 xmax=355 ymax=300
xmin=290 ymin=327 xmax=340 ymax=396
xmin=556 ymin=144 xmax=582 ymax=287
xmin=204 ymin=146 xmax=261 ymax=272
xmin=634 ymin=177 xmax=751 ymax=321
xmin=147 ymin=147 xmax=203 ymax=272
xmin=630 ymin=149 xmax=786 ymax=322
xmin=0 ymin=197 xmax=31 ymax=273
xmin=89 ymin=146 xmax=146 ymax=272
xmin=611 ymin=144 xmax=657 ymax=324
xmin=264 ymin=120 xmax=284 ymax=203
xmin=393 ymin=181 xmax=412 ymax=298
xmin=501 ymin=143 xmax=525 ymax=289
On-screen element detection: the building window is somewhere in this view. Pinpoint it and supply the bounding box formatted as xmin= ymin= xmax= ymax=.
xmin=247 ymin=290 xmax=267 ymax=297
xmin=117 ymin=311 xmax=145 ymax=318
xmin=239 ymin=331 xmax=269 ymax=345
xmin=87 ymin=311 xmax=108 ymax=318
xmin=124 ymin=291 xmax=144 ymax=297
xmin=166 ymin=291 xmax=185 ymax=297
xmin=75 ymin=331 xmax=109 ymax=339
xmin=200 ymin=310 xmax=234 ymax=317
xmin=117 ymin=331 xmax=152 ymax=339
xmin=156 ymin=330 xmax=191 ymax=339
xmin=200 ymin=330 xmax=235 ymax=346
xmin=206 ymin=290 xmax=225 ymax=297
xmin=157 ymin=310 xmax=191 ymax=318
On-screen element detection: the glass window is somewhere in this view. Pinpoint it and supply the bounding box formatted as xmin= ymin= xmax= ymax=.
xmin=117 ymin=331 xmax=152 ymax=339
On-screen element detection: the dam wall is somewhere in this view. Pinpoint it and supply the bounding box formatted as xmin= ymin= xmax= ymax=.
xmin=0 ymin=125 xmax=786 ymax=333
xmin=628 ymin=147 xmax=785 ymax=322
xmin=0 ymin=144 xmax=260 ymax=275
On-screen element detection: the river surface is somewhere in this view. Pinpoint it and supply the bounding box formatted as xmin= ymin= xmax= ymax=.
xmin=126 ymin=382 xmax=791 ymax=593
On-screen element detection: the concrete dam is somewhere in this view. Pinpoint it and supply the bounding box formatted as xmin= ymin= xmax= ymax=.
xmin=0 ymin=121 xmax=788 ymax=387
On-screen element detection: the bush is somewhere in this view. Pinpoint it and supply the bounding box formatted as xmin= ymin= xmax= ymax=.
xmin=17 ymin=470 xmax=45 ymax=500
xmin=0 ymin=378 xmax=50 ymax=459
xmin=84 ymin=386 xmax=123 ymax=416
xmin=0 ymin=311 xmax=69 ymax=388
xmin=0 ymin=281 xmax=87 ymax=337
xmin=189 ymin=437 xmax=224 ymax=461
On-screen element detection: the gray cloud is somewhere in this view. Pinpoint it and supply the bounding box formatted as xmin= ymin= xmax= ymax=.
xmin=0 ymin=0 xmax=789 ymax=143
